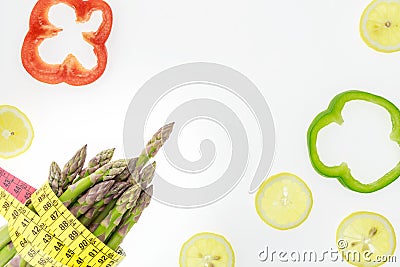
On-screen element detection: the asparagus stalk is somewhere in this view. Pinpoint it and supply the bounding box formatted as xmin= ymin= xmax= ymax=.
xmin=76 ymin=148 xmax=115 ymax=181
xmin=89 ymin=159 xmax=156 ymax=241
xmin=69 ymin=180 xmax=116 ymax=217
xmin=88 ymin=199 xmax=118 ymax=233
xmin=8 ymin=256 xmax=32 ymax=267
xmin=4 ymin=254 xmax=20 ymax=267
xmin=0 ymin=242 xmax=16 ymax=267
xmin=0 ymin=226 xmax=11 ymax=250
xmin=79 ymin=205 xmax=105 ymax=227
xmin=61 ymin=123 xmax=173 ymax=207
xmin=48 ymin=162 xmax=62 ymax=197
xmin=84 ymin=161 xmax=156 ymax=239
xmin=136 ymin=122 xmax=174 ymax=170
xmin=107 ymin=186 xmax=153 ymax=250
xmin=105 ymin=162 xmax=156 ymax=249
xmin=79 ymin=181 xmax=130 ymax=227
xmin=60 ymin=145 xmax=87 ymax=192
xmin=121 ymin=122 xmax=174 ymax=191
xmin=93 ymin=184 xmax=142 ymax=241
xmin=16 ymin=258 xmax=29 ymax=267
xmin=60 ymin=125 xmax=170 ymax=207
xmin=59 ymin=159 xmax=128 ymax=207
xmin=103 ymin=181 xmax=131 ymax=202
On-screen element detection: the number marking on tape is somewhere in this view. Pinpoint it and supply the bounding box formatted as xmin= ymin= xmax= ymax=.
xmin=0 ymin=167 xmax=36 ymax=203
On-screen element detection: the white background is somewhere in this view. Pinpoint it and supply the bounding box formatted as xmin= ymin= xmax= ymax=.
xmin=1 ymin=0 xmax=400 ymax=266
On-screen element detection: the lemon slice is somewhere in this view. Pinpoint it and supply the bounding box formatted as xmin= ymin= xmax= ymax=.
xmin=0 ymin=105 xmax=34 ymax=159
xmin=255 ymin=172 xmax=313 ymax=230
xmin=179 ymin=232 xmax=235 ymax=267
xmin=337 ymin=211 xmax=396 ymax=267
xmin=360 ymin=0 xmax=400 ymax=52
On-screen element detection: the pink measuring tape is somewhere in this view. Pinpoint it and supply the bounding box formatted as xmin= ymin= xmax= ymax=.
xmin=0 ymin=167 xmax=36 ymax=204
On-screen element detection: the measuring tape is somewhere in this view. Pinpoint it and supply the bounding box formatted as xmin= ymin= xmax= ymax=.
xmin=0 ymin=167 xmax=125 ymax=267
xmin=0 ymin=167 xmax=36 ymax=204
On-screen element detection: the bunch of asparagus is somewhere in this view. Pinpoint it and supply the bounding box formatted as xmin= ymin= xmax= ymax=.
xmin=0 ymin=123 xmax=174 ymax=267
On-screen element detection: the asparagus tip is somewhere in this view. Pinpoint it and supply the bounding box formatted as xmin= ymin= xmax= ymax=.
xmin=144 ymin=185 xmax=153 ymax=196
xmin=161 ymin=122 xmax=175 ymax=141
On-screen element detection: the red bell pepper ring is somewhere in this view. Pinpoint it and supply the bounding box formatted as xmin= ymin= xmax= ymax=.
xmin=21 ymin=0 xmax=113 ymax=86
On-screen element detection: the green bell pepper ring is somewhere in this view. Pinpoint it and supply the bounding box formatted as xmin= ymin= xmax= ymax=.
xmin=307 ymin=90 xmax=400 ymax=193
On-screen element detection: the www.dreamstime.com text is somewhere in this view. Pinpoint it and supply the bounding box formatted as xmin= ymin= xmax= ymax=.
xmin=258 ymin=242 xmax=397 ymax=264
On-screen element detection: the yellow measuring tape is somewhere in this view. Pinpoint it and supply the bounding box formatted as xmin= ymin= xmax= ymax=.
xmin=0 ymin=183 xmax=125 ymax=267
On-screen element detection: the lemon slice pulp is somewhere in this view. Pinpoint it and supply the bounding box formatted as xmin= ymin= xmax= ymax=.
xmin=337 ymin=211 xmax=396 ymax=267
xmin=360 ymin=0 xmax=400 ymax=52
xmin=0 ymin=105 xmax=34 ymax=159
xmin=179 ymin=232 xmax=235 ymax=267
xmin=255 ymin=172 xmax=313 ymax=230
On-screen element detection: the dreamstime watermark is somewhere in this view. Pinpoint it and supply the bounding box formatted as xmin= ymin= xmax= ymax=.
xmin=123 ymin=62 xmax=276 ymax=208
xmin=258 ymin=240 xmax=397 ymax=264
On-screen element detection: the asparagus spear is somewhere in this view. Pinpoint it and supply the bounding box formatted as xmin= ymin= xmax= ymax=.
xmin=107 ymin=186 xmax=153 ymax=250
xmin=88 ymin=199 xmax=118 ymax=232
xmin=69 ymin=180 xmax=116 ymax=217
xmin=60 ymin=145 xmax=87 ymax=192
xmin=114 ymin=158 xmax=138 ymax=182
xmin=121 ymin=122 xmax=174 ymax=192
xmin=7 ymin=256 xmax=32 ymax=267
xmin=61 ymin=123 xmax=173 ymax=207
xmin=0 ymin=226 xmax=11 ymax=250
xmin=104 ymin=181 xmax=131 ymax=202
xmin=93 ymin=184 xmax=142 ymax=241
xmin=48 ymin=162 xmax=62 ymax=197
xmin=79 ymin=205 xmax=105 ymax=227
xmin=136 ymin=122 xmax=174 ymax=169
xmin=79 ymin=181 xmax=130 ymax=226
xmin=82 ymin=161 xmax=156 ymax=235
xmin=90 ymin=159 xmax=156 ymax=241
xmin=16 ymin=258 xmax=29 ymax=267
xmin=59 ymin=159 xmax=128 ymax=207
xmin=104 ymin=162 xmax=156 ymax=248
xmin=0 ymin=242 xmax=16 ymax=267
xmin=4 ymin=254 xmax=20 ymax=267
xmin=136 ymin=162 xmax=156 ymax=189
xmin=76 ymin=148 xmax=115 ymax=181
